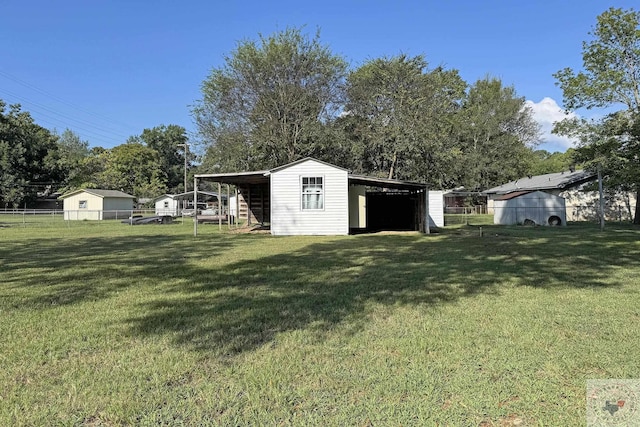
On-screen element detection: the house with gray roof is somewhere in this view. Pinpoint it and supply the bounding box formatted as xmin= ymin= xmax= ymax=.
xmin=484 ymin=170 xmax=635 ymax=222
xmin=483 ymin=170 xmax=596 ymax=196
xmin=59 ymin=189 xmax=136 ymax=220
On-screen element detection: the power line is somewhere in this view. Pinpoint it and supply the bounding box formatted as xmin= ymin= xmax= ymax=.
xmin=0 ymin=68 xmax=139 ymax=133
xmin=0 ymin=69 xmax=148 ymax=147
xmin=0 ymin=92 xmax=129 ymax=146
xmin=0 ymin=88 xmax=131 ymax=141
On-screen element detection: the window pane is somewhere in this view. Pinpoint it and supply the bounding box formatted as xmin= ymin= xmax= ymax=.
xmin=301 ymin=176 xmax=324 ymax=210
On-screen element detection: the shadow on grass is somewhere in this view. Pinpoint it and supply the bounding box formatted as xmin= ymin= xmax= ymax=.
xmin=3 ymin=224 xmax=640 ymax=356
xmin=127 ymin=225 xmax=640 ymax=355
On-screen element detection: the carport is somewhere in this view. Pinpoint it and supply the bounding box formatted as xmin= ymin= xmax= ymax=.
xmin=192 ymin=159 xmax=442 ymax=236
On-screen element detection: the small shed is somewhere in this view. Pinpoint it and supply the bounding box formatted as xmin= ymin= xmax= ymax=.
xmin=493 ymin=191 xmax=566 ymax=226
xmin=59 ymin=189 xmax=135 ymax=220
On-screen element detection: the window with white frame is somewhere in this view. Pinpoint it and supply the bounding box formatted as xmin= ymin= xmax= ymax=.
xmin=78 ymin=200 xmax=87 ymax=209
xmin=163 ymin=201 xmax=169 ymax=208
xmin=301 ymin=176 xmax=324 ymax=210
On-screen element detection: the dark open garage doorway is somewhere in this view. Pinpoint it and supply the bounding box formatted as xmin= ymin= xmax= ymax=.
xmin=366 ymin=191 xmax=419 ymax=231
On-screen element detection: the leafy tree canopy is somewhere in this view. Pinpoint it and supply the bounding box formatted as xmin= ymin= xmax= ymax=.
xmin=0 ymin=100 xmax=62 ymax=207
xmin=139 ymin=125 xmax=189 ymax=192
xmin=553 ymin=7 xmax=640 ymax=222
xmin=344 ymin=55 xmax=466 ymax=185
xmin=193 ymin=27 xmax=348 ymax=171
xmin=99 ymin=142 xmax=167 ymax=198
xmin=455 ymin=77 xmax=540 ymax=190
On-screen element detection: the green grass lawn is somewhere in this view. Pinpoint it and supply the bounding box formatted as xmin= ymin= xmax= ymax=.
xmin=1 ymin=219 xmax=639 ymax=426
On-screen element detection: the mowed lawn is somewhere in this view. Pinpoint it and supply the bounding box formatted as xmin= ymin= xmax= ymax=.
xmin=1 ymin=219 xmax=639 ymax=426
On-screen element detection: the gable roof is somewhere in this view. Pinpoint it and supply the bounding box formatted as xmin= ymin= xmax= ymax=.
xmin=268 ymin=157 xmax=350 ymax=174
xmin=58 ymin=189 xmax=135 ymax=200
xmin=484 ymin=170 xmax=595 ymax=195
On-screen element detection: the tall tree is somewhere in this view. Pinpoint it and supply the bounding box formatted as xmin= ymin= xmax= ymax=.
xmin=54 ymin=128 xmax=91 ymax=192
xmin=455 ymin=77 xmax=540 ymax=190
xmin=345 ymin=55 xmax=466 ymax=185
xmin=0 ymin=101 xmax=62 ymax=207
xmin=139 ymin=125 xmax=189 ymax=192
xmin=99 ymin=142 xmax=166 ymax=198
xmin=553 ymin=7 xmax=640 ymax=222
xmin=193 ymin=27 xmax=348 ymax=171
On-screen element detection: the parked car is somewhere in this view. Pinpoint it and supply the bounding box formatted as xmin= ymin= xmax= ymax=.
xmin=182 ymin=203 xmax=207 ymax=216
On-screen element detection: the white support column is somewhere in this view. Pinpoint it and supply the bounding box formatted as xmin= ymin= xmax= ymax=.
xmin=218 ymin=182 xmax=222 ymax=231
xmin=194 ymin=176 xmax=198 ymax=237
xmin=424 ymin=187 xmax=430 ymax=234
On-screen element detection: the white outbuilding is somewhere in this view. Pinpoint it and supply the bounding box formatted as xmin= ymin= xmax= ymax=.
xmin=493 ymin=190 xmax=566 ymax=226
xmin=59 ymin=189 xmax=135 ymax=220
xmin=194 ymin=157 xmax=444 ymax=236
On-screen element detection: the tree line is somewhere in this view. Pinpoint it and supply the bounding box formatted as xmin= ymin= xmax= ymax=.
xmin=2 ymin=7 xmax=638 ymax=218
xmin=193 ymin=28 xmax=544 ymax=192
xmin=0 ymin=101 xmax=190 ymax=207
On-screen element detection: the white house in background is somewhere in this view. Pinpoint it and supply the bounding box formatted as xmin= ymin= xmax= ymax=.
xmin=152 ymin=191 xmax=226 ymax=216
xmin=153 ymin=194 xmax=180 ymax=216
xmin=195 ymin=157 xmax=443 ymax=236
xmin=493 ymin=191 xmax=566 ymax=226
xmin=59 ymin=189 xmax=135 ymax=220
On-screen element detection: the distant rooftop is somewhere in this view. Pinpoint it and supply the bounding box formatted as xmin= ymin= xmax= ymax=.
xmin=484 ymin=170 xmax=596 ymax=195
xmin=58 ymin=189 xmax=135 ymax=199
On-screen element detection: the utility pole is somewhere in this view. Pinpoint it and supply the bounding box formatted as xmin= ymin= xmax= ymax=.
xmin=177 ymin=143 xmax=189 ymax=193
xmin=177 ymin=143 xmax=189 ymax=211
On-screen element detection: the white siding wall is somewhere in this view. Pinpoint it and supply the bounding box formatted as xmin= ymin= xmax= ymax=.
xmin=270 ymin=160 xmax=349 ymax=235
xmin=428 ymin=190 xmax=444 ymax=228
xmin=155 ymin=197 xmax=179 ymax=216
xmin=63 ymin=192 xmax=103 ymax=220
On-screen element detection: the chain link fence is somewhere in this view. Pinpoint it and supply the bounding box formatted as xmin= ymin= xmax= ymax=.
xmin=0 ymin=209 xmax=192 ymax=228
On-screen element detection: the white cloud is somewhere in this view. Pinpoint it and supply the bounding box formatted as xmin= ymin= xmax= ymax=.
xmin=525 ymin=97 xmax=579 ymax=152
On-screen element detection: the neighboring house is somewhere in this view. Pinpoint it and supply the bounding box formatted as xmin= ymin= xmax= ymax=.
xmin=493 ymin=191 xmax=566 ymax=226
xmin=195 ymin=157 xmax=443 ymax=236
xmin=485 ymin=170 xmax=591 ymax=218
xmin=152 ymin=191 xmax=227 ymax=216
xmin=484 ymin=170 xmax=636 ymax=221
xmin=58 ymin=189 xmax=135 ymax=220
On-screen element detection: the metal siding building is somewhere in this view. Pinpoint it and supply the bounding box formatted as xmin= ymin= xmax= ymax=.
xmin=270 ymin=158 xmax=349 ymax=235
xmin=493 ymin=191 xmax=567 ymax=226
xmin=195 ymin=157 xmax=444 ymax=236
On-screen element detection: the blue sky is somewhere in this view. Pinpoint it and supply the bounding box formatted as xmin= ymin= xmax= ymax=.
xmin=1 ymin=1 xmax=637 ymax=152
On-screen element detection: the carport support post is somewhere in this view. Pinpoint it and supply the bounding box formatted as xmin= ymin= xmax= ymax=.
xmin=218 ymin=182 xmax=222 ymax=230
xmin=424 ymin=186 xmax=430 ymax=234
xmin=227 ymin=184 xmax=231 ymax=230
xmin=194 ymin=177 xmax=198 ymax=237
xmin=598 ymin=165 xmax=605 ymax=231
xmin=236 ymin=187 xmax=240 ymax=228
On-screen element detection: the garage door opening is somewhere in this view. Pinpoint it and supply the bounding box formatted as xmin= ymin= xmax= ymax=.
xmin=366 ymin=191 xmax=419 ymax=232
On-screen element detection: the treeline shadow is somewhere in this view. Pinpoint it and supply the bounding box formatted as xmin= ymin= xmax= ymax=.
xmin=3 ymin=224 xmax=638 ymax=356
xmin=124 ymin=225 xmax=640 ymax=356
xmin=0 ymin=231 xmax=255 ymax=307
